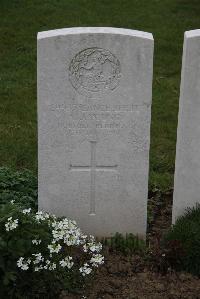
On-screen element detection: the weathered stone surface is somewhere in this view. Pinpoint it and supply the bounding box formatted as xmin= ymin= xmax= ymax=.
xmin=37 ymin=27 xmax=153 ymax=237
xmin=173 ymin=30 xmax=200 ymax=223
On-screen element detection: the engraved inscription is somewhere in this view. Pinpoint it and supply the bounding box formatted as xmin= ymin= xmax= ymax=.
xmin=50 ymin=103 xmax=134 ymax=135
xmin=69 ymin=48 xmax=121 ymax=95
xmin=69 ymin=140 xmax=118 ymax=215
xmin=48 ymin=103 xmax=139 ymax=112
xmin=47 ymin=101 xmax=149 ymax=152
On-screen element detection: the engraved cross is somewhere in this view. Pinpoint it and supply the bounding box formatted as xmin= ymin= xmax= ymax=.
xmin=69 ymin=140 xmax=118 ymax=215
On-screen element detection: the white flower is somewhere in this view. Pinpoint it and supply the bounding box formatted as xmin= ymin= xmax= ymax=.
xmin=90 ymin=254 xmax=104 ymax=267
xmin=50 ymin=217 xmax=85 ymax=247
xmin=17 ymin=257 xmax=31 ymax=271
xmin=43 ymin=260 xmax=56 ymax=271
xmin=22 ymin=208 xmax=31 ymax=214
xmin=79 ymin=263 xmax=92 ymax=276
xmin=35 ymin=211 xmax=49 ymax=222
xmin=52 ymin=229 xmax=65 ymax=241
xmin=5 ymin=217 xmax=18 ymax=231
xmin=10 ymin=200 xmax=15 ymax=205
xmin=32 ymin=239 xmax=42 ymax=245
xmin=44 ymin=212 xmax=50 ymax=219
xmin=48 ymin=262 xmax=56 ymax=271
xmin=48 ymin=243 xmax=62 ymax=254
xmin=43 ymin=259 xmax=50 ymax=270
xmin=91 ymin=243 xmax=102 ymax=252
xmin=83 ymin=239 xmax=102 ymax=253
xmin=80 ymin=234 xmax=87 ymax=244
xmin=34 ymin=265 xmax=43 ymax=272
xmin=63 ymin=235 xmax=78 ymax=246
xmin=59 ymin=256 xmax=74 ymax=269
xmin=32 ymin=253 xmax=44 ymax=264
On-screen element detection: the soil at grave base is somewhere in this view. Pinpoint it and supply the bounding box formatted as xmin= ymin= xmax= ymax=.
xmin=62 ymin=191 xmax=200 ymax=299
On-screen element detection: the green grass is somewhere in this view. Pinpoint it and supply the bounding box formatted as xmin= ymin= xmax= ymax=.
xmin=102 ymin=232 xmax=146 ymax=255
xmin=0 ymin=0 xmax=200 ymax=190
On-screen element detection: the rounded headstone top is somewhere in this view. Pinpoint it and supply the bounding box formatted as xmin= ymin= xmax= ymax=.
xmin=37 ymin=27 xmax=153 ymax=40
xmin=185 ymin=29 xmax=200 ymax=39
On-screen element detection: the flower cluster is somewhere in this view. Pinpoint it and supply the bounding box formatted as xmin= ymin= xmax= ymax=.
xmin=8 ymin=209 xmax=104 ymax=277
xmin=17 ymin=257 xmax=31 ymax=270
xmin=5 ymin=217 xmax=18 ymax=231
xmin=90 ymin=254 xmax=104 ymax=267
xmin=79 ymin=263 xmax=92 ymax=276
xmin=50 ymin=218 xmax=85 ymax=247
xmin=83 ymin=235 xmax=102 ymax=253
xmin=59 ymin=256 xmax=74 ymax=269
xmin=32 ymin=239 xmax=41 ymax=245
xmin=22 ymin=208 xmax=31 ymax=214
xmin=35 ymin=211 xmax=50 ymax=222
xmin=48 ymin=243 xmax=62 ymax=254
xmin=32 ymin=253 xmax=44 ymax=264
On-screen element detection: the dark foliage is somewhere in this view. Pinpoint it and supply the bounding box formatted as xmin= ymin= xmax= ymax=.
xmin=165 ymin=204 xmax=200 ymax=277
xmin=0 ymin=167 xmax=38 ymax=211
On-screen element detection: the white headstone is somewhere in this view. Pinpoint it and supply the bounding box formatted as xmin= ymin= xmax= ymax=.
xmin=173 ymin=30 xmax=200 ymax=223
xmin=37 ymin=27 xmax=153 ymax=237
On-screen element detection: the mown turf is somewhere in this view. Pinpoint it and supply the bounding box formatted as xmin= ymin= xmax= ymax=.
xmin=0 ymin=0 xmax=200 ymax=190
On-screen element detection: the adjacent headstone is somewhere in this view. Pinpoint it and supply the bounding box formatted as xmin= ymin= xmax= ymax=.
xmin=173 ymin=30 xmax=200 ymax=223
xmin=37 ymin=27 xmax=153 ymax=237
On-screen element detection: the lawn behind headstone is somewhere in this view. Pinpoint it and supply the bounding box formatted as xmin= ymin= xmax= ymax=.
xmin=1 ymin=0 xmax=200 ymax=190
